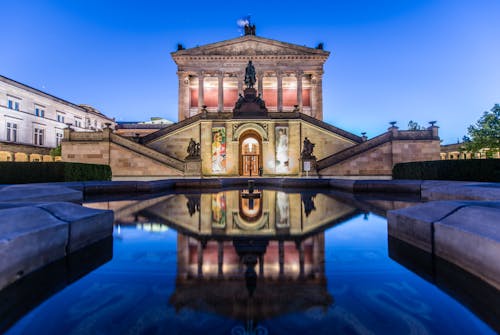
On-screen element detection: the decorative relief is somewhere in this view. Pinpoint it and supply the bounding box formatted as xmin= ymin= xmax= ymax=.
xmin=232 ymin=123 xmax=269 ymax=141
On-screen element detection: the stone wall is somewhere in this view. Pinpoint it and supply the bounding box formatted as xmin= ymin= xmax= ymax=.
xmin=319 ymin=139 xmax=440 ymax=176
xmin=147 ymin=123 xmax=200 ymax=161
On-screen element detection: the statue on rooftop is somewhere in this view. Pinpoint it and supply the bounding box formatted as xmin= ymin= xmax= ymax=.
xmin=244 ymin=60 xmax=256 ymax=88
xmin=244 ymin=23 xmax=256 ymax=36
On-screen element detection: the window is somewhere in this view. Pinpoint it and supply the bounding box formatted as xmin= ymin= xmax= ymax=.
xmin=74 ymin=118 xmax=82 ymax=128
xmin=7 ymin=99 xmax=20 ymax=111
xmin=56 ymin=132 xmax=63 ymax=146
xmin=57 ymin=114 xmax=65 ymax=123
xmin=6 ymin=122 xmax=18 ymax=142
xmin=35 ymin=107 xmax=45 ymax=118
xmin=34 ymin=128 xmax=44 ymax=146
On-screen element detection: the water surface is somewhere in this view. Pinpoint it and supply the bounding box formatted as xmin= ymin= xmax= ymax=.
xmin=3 ymin=190 xmax=497 ymax=334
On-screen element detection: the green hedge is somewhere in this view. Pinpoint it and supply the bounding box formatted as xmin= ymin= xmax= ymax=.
xmin=0 ymin=162 xmax=112 ymax=184
xmin=393 ymin=159 xmax=500 ymax=182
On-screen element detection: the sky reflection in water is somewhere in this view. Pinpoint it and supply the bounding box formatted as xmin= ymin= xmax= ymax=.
xmin=4 ymin=190 xmax=496 ymax=335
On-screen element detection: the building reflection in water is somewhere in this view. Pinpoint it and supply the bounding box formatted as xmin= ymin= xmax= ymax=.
xmin=103 ymin=189 xmax=364 ymax=332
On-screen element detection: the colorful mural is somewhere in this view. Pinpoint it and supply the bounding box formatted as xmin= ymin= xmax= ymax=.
xmin=211 ymin=192 xmax=226 ymax=227
xmin=275 ymin=126 xmax=289 ymax=173
xmin=212 ymin=127 xmax=226 ymax=173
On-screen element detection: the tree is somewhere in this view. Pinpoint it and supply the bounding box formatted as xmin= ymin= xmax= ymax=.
xmin=50 ymin=145 xmax=62 ymax=158
xmin=407 ymin=120 xmax=424 ymax=130
xmin=465 ymin=104 xmax=500 ymax=158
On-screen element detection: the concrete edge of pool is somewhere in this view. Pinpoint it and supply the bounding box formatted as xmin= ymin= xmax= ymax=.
xmin=0 ymin=178 xmax=498 ymax=292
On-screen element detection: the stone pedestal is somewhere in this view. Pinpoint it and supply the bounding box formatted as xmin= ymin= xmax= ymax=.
xmin=300 ymin=158 xmax=318 ymax=177
xmin=184 ymin=158 xmax=202 ymax=176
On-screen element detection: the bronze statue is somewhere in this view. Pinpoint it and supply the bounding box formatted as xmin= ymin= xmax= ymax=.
xmin=301 ymin=137 xmax=315 ymax=159
xmin=187 ymin=138 xmax=200 ymax=158
xmin=244 ymin=60 xmax=256 ymax=88
xmin=244 ymin=24 xmax=256 ymax=36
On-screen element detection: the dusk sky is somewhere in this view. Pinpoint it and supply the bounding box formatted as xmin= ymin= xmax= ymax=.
xmin=1 ymin=0 xmax=499 ymax=144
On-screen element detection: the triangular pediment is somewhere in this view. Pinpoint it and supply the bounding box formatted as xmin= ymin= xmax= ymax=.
xmin=173 ymin=35 xmax=329 ymax=58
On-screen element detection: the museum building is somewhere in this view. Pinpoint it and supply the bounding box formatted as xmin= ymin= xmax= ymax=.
xmin=63 ymin=27 xmax=440 ymax=178
xmin=0 ymin=75 xmax=115 ymax=162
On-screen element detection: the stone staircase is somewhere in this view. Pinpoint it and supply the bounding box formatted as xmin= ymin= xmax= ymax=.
xmin=317 ymin=128 xmax=438 ymax=171
xmin=110 ymin=133 xmax=185 ymax=172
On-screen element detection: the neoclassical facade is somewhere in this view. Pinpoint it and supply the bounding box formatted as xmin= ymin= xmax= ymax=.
xmin=63 ymin=29 xmax=440 ymax=178
xmin=0 ymin=75 xmax=115 ymax=162
xmin=174 ymin=34 xmax=328 ymax=121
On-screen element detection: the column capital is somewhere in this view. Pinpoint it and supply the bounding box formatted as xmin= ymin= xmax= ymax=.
xmin=216 ymin=70 xmax=224 ymax=78
xmin=296 ymin=70 xmax=304 ymax=77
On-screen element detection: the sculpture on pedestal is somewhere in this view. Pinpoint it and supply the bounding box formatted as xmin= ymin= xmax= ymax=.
xmin=244 ymin=61 xmax=256 ymax=89
xmin=301 ymin=137 xmax=315 ymax=159
xmin=186 ymin=138 xmax=200 ymax=159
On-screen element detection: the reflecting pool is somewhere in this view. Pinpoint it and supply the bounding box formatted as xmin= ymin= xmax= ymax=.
xmin=2 ymin=190 xmax=498 ymax=334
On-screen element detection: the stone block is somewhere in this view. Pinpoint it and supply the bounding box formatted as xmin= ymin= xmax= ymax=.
xmin=387 ymin=201 xmax=465 ymax=252
xmin=83 ymin=181 xmax=139 ymax=194
xmin=0 ymin=207 xmax=68 ymax=290
xmin=434 ymin=206 xmax=500 ymax=290
xmin=38 ymin=203 xmax=114 ymax=253
xmin=353 ymin=180 xmax=422 ymax=193
xmin=329 ymin=179 xmax=355 ymax=192
xmin=0 ymin=185 xmax=82 ymax=203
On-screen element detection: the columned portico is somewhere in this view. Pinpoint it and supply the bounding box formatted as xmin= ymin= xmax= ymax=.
xmin=173 ymin=34 xmax=329 ymax=121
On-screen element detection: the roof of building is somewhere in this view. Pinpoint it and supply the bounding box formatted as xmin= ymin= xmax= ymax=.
xmin=0 ymin=74 xmax=114 ymax=122
xmin=172 ymin=34 xmax=330 ymax=62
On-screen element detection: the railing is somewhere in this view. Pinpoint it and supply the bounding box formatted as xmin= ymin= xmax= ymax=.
xmin=110 ymin=133 xmax=184 ymax=172
xmin=317 ymin=128 xmax=438 ymax=170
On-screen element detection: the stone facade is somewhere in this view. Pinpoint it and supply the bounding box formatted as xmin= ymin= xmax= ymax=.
xmin=172 ymin=35 xmax=328 ymax=121
xmin=62 ymin=32 xmax=441 ymax=178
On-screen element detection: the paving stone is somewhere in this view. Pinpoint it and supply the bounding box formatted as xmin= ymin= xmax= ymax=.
xmin=434 ymin=206 xmax=500 ymax=290
xmin=38 ymin=203 xmax=114 ymax=253
xmin=387 ymin=201 xmax=466 ymax=252
xmin=0 ymin=185 xmax=82 ymax=203
xmin=0 ymin=206 xmax=68 ymax=290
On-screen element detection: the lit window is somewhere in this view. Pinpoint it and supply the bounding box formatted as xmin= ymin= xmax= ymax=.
xmin=34 ymin=128 xmax=44 ymax=146
xmin=6 ymin=122 xmax=18 ymax=142
xmin=56 ymin=132 xmax=63 ymax=146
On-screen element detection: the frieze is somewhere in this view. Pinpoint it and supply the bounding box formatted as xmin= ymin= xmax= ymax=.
xmin=232 ymin=122 xmax=269 ymax=141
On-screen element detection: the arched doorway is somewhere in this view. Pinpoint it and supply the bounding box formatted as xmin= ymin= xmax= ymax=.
xmin=239 ymin=130 xmax=262 ymax=176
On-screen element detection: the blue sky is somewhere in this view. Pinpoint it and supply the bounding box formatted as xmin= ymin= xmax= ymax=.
xmin=1 ymin=0 xmax=499 ymax=144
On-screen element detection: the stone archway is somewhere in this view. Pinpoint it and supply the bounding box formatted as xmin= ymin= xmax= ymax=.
xmin=239 ymin=130 xmax=262 ymax=176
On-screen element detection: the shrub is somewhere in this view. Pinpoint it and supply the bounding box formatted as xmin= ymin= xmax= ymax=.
xmin=0 ymin=162 xmax=112 ymax=184
xmin=393 ymin=159 xmax=500 ymax=182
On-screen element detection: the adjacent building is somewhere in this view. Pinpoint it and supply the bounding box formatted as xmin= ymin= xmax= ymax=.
xmin=0 ymin=75 xmax=114 ymax=162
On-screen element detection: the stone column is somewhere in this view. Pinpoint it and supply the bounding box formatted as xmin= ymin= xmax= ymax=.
xmin=278 ymin=240 xmax=284 ymax=277
xmin=197 ymin=241 xmax=204 ymax=277
xmin=296 ymin=71 xmax=303 ymax=111
xmin=198 ymin=71 xmax=204 ymax=110
xmin=277 ymin=71 xmax=283 ymax=112
xmin=178 ymin=72 xmax=190 ymax=121
xmin=218 ymin=240 xmax=224 ymax=276
xmin=237 ymin=71 xmax=243 ymax=93
xmin=311 ymin=72 xmax=323 ymax=120
xmin=217 ymin=71 xmax=224 ymax=112
xmin=257 ymin=72 xmax=264 ymax=97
